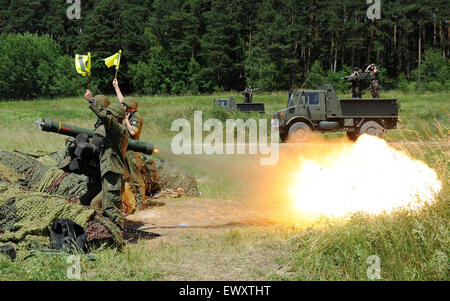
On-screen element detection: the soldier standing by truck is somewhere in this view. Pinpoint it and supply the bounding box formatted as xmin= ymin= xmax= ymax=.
xmin=366 ymin=64 xmax=380 ymax=98
xmin=84 ymin=89 xmax=128 ymax=230
xmin=113 ymin=79 xmax=146 ymax=209
xmin=347 ymin=67 xmax=362 ymax=98
xmin=240 ymin=86 xmax=258 ymax=103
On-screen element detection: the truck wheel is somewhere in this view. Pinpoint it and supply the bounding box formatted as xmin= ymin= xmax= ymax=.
xmin=280 ymin=133 xmax=288 ymax=142
xmin=346 ymin=131 xmax=359 ymax=141
xmin=359 ymin=121 xmax=384 ymax=138
xmin=288 ymin=122 xmax=312 ymax=142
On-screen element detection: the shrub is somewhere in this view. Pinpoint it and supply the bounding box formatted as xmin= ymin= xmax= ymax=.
xmin=425 ymin=81 xmax=443 ymax=92
xmin=411 ymin=49 xmax=450 ymax=92
xmin=326 ymin=65 xmax=352 ymax=93
xmin=303 ymin=60 xmax=326 ymax=89
xmin=0 ymin=33 xmax=83 ymax=100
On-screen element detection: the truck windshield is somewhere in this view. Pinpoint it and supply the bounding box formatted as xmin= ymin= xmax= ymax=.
xmin=217 ymin=100 xmax=228 ymax=107
xmin=287 ymin=92 xmax=294 ymax=107
xmin=303 ymin=92 xmax=319 ymax=105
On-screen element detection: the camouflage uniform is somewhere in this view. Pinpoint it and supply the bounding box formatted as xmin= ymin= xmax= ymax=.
xmin=369 ymin=69 xmax=380 ymax=98
xmin=242 ymin=87 xmax=254 ymax=103
xmin=122 ymin=97 xmax=146 ymax=207
xmin=89 ymin=100 xmax=128 ymax=230
xmin=350 ymin=69 xmax=362 ymax=98
xmin=79 ymin=95 xmax=109 ymax=206
xmin=351 ymin=80 xmax=361 ymax=98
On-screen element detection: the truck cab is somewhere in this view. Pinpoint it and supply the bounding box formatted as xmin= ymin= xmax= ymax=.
xmin=273 ymin=84 xmax=398 ymax=142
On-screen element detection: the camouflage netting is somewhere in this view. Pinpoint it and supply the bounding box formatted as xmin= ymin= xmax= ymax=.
xmin=0 ymin=149 xmax=198 ymax=254
xmin=0 ymin=183 xmax=124 ymax=255
xmin=0 ymin=151 xmax=87 ymax=198
xmin=0 ymin=150 xmax=199 ymax=198
xmin=155 ymin=160 xmax=200 ymax=196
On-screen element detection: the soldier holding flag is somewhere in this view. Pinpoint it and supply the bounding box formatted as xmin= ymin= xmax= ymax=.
xmin=112 ymin=78 xmax=146 ymax=209
xmin=103 ymin=50 xmax=147 ymax=209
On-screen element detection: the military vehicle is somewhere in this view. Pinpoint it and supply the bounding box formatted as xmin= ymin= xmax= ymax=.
xmin=213 ymin=96 xmax=265 ymax=113
xmin=272 ymin=84 xmax=398 ymax=142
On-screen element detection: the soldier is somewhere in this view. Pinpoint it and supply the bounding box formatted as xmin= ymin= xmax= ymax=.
xmin=84 ymin=89 xmax=128 ymax=230
xmin=240 ymin=86 xmax=258 ymax=103
xmin=365 ymin=63 xmax=380 ymax=98
xmin=78 ymin=95 xmax=110 ymax=206
xmin=350 ymin=68 xmax=362 ymax=98
xmin=113 ymin=79 xmax=146 ymax=209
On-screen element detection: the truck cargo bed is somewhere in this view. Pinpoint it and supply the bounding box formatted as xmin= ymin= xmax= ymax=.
xmin=236 ymin=103 xmax=265 ymax=113
xmin=339 ymin=98 xmax=398 ymax=117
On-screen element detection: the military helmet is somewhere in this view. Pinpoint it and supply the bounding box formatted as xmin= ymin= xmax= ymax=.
xmin=107 ymin=102 xmax=126 ymax=119
xmin=94 ymin=95 xmax=110 ymax=108
xmin=123 ymin=97 xmax=138 ymax=110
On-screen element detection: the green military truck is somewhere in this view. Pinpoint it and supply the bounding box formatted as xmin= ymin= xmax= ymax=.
xmin=272 ymin=84 xmax=399 ymax=142
xmin=213 ymin=97 xmax=265 ymax=113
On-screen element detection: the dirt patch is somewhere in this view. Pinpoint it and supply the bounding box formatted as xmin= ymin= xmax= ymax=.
xmin=127 ymin=197 xmax=282 ymax=230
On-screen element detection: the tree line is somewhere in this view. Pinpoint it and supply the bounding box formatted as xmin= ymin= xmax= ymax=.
xmin=0 ymin=0 xmax=448 ymax=99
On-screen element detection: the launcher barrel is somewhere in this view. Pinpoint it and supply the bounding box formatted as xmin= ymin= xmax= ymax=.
xmin=36 ymin=118 xmax=155 ymax=155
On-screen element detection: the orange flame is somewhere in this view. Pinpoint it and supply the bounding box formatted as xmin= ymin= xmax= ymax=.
xmin=288 ymin=135 xmax=442 ymax=218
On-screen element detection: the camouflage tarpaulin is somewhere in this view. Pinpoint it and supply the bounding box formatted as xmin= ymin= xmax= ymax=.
xmin=0 ymin=149 xmax=198 ymax=255
xmin=0 ymin=150 xmax=199 ymax=198
xmin=154 ymin=160 xmax=199 ymax=197
xmin=0 ymin=183 xmax=124 ymax=254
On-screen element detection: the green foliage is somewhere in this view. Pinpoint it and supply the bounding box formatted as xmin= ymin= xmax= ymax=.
xmin=0 ymin=0 xmax=449 ymax=98
xmin=208 ymin=106 xmax=231 ymax=122
xmin=0 ymin=33 xmax=84 ymax=100
xmin=409 ymin=49 xmax=450 ymax=92
xmin=421 ymin=49 xmax=449 ymax=85
xmin=326 ymin=65 xmax=352 ymax=93
xmin=129 ymin=31 xmax=170 ymax=95
xmin=303 ymin=60 xmax=326 ymax=89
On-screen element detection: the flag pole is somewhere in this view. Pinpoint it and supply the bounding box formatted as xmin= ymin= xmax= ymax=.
xmin=114 ymin=50 xmax=122 ymax=80
xmin=87 ymin=52 xmax=92 ymax=90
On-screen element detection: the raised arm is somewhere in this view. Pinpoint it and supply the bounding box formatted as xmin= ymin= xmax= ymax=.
xmin=113 ymin=79 xmax=125 ymax=103
xmin=85 ymin=90 xmax=110 ymax=122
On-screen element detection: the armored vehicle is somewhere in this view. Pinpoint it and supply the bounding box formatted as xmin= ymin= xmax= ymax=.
xmin=272 ymin=84 xmax=398 ymax=142
xmin=213 ymin=97 xmax=265 ymax=113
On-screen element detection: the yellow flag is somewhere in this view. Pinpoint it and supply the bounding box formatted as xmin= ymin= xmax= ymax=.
xmin=75 ymin=52 xmax=91 ymax=76
xmin=104 ymin=50 xmax=122 ymax=70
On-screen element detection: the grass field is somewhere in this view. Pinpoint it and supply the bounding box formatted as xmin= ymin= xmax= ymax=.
xmin=0 ymin=90 xmax=448 ymax=280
